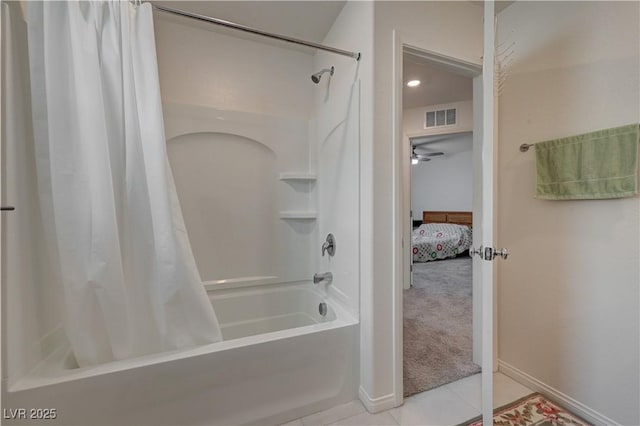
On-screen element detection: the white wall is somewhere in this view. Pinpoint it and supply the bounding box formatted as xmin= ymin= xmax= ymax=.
xmin=365 ymin=0 xmax=483 ymax=408
xmin=411 ymin=148 xmax=473 ymax=214
xmin=405 ymin=100 xmax=474 ymax=215
xmin=497 ymin=2 xmax=639 ymax=425
xmin=154 ymin=16 xmax=314 ymax=118
xmin=154 ymin=15 xmax=317 ymax=287
xmin=404 ymin=100 xmax=473 ymax=137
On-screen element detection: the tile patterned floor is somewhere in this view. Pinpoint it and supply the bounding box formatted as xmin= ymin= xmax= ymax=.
xmin=282 ymin=372 xmax=533 ymax=426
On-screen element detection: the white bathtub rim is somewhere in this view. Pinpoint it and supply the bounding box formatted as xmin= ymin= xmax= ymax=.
xmin=208 ymin=280 xmax=318 ymax=300
xmin=205 ymin=279 xmax=357 ymax=321
xmin=9 ymin=285 xmax=357 ymax=393
xmin=207 ymin=280 xmax=356 ymax=325
xmin=203 ymin=275 xmax=282 ymax=291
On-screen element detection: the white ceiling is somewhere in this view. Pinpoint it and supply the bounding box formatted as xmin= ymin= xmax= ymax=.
xmin=151 ymin=1 xmax=346 ymax=51
xmin=403 ymin=55 xmax=473 ymax=109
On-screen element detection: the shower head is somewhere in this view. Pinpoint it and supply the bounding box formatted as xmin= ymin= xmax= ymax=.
xmin=311 ymin=66 xmax=334 ymax=84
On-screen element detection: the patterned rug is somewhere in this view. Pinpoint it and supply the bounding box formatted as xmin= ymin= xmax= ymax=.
xmin=459 ymin=393 xmax=592 ymax=426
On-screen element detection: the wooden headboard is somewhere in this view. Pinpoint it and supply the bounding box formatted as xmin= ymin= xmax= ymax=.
xmin=422 ymin=211 xmax=473 ymax=227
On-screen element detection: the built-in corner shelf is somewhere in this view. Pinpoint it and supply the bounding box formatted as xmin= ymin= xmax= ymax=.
xmin=278 ymin=173 xmax=317 ymax=181
xmin=279 ymin=173 xmax=316 ymax=220
xmin=279 ymin=211 xmax=317 ymax=220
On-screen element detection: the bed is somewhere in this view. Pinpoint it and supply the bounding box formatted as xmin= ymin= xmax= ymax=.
xmin=412 ymin=211 xmax=473 ymax=262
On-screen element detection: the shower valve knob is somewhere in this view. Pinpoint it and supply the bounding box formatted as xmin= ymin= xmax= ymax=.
xmin=322 ymin=233 xmax=335 ymax=257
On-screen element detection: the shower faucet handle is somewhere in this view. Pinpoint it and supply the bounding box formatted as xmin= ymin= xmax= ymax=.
xmin=313 ymin=272 xmax=333 ymax=285
xmin=322 ymin=233 xmax=335 ymax=257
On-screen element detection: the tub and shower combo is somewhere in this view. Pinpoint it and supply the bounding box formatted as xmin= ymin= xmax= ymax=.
xmin=4 ymin=282 xmax=358 ymax=425
xmin=1 ymin=2 xmax=361 ymax=425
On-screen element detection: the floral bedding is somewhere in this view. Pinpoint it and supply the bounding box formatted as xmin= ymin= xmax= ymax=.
xmin=412 ymin=223 xmax=473 ymax=262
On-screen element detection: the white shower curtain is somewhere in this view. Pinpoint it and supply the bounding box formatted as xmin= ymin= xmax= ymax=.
xmin=25 ymin=1 xmax=222 ymax=367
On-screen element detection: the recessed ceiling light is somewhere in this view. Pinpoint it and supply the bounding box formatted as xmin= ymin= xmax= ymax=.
xmin=407 ymin=80 xmax=421 ymax=87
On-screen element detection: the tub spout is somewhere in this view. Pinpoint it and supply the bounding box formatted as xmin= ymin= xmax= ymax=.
xmin=313 ymin=272 xmax=333 ymax=285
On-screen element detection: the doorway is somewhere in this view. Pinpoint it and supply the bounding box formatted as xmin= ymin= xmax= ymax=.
xmin=391 ymin=6 xmax=497 ymax=419
xmin=401 ymin=51 xmax=480 ymax=397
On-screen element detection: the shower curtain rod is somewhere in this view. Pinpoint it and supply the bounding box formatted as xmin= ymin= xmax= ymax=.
xmin=150 ymin=4 xmax=361 ymax=61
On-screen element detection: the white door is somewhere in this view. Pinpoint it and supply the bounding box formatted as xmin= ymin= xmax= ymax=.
xmin=473 ymin=2 xmax=508 ymax=425
xmin=408 ymin=141 xmax=414 ymax=288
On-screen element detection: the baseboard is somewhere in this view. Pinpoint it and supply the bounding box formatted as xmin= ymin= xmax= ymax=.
xmin=358 ymin=386 xmax=396 ymax=414
xmin=498 ymin=360 xmax=621 ymax=426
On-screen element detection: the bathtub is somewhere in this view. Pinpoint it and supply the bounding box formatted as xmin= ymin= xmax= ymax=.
xmin=2 ymin=282 xmax=359 ymax=425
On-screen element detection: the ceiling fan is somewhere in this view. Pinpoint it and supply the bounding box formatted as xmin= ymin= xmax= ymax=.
xmin=411 ymin=148 xmax=444 ymax=164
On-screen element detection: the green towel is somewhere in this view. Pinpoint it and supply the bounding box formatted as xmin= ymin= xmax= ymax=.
xmin=535 ymin=124 xmax=639 ymax=200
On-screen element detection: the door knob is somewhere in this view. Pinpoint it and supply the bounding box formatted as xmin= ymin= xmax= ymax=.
xmin=470 ymin=246 xmax=509 ymax=261
xmin=469 ymin=246 xmax=483 ymax=258
xmin=493 ymin=248 xmax=509 ymax=260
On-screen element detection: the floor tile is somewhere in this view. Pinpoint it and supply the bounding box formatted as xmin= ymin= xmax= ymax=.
xmin=493 ymin=372 xmax=534 ymax=408
xmin=328 ymin=411 xmax=398 ymax=426
xmin=290 ymin=374 xmax=533 ymax=426
xmin=301 ymin=400 xmax=366 ymax=426
xmin=444 ymin=372 xmax=535 ymax=412
xmin=390 ymin=385 xmax=480 ymax=426
xmin=446 ymin=373 xmax=482 ymax=411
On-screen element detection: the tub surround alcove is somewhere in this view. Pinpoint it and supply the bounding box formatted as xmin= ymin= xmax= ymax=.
xmin=164 ymin=102 xmax=315 ymax=288
xmin=2 ymin=2 xmax=364 ymax=424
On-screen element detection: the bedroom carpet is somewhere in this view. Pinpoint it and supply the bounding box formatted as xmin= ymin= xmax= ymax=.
xmin=404 ymin=256 xmax=480 ymax=397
